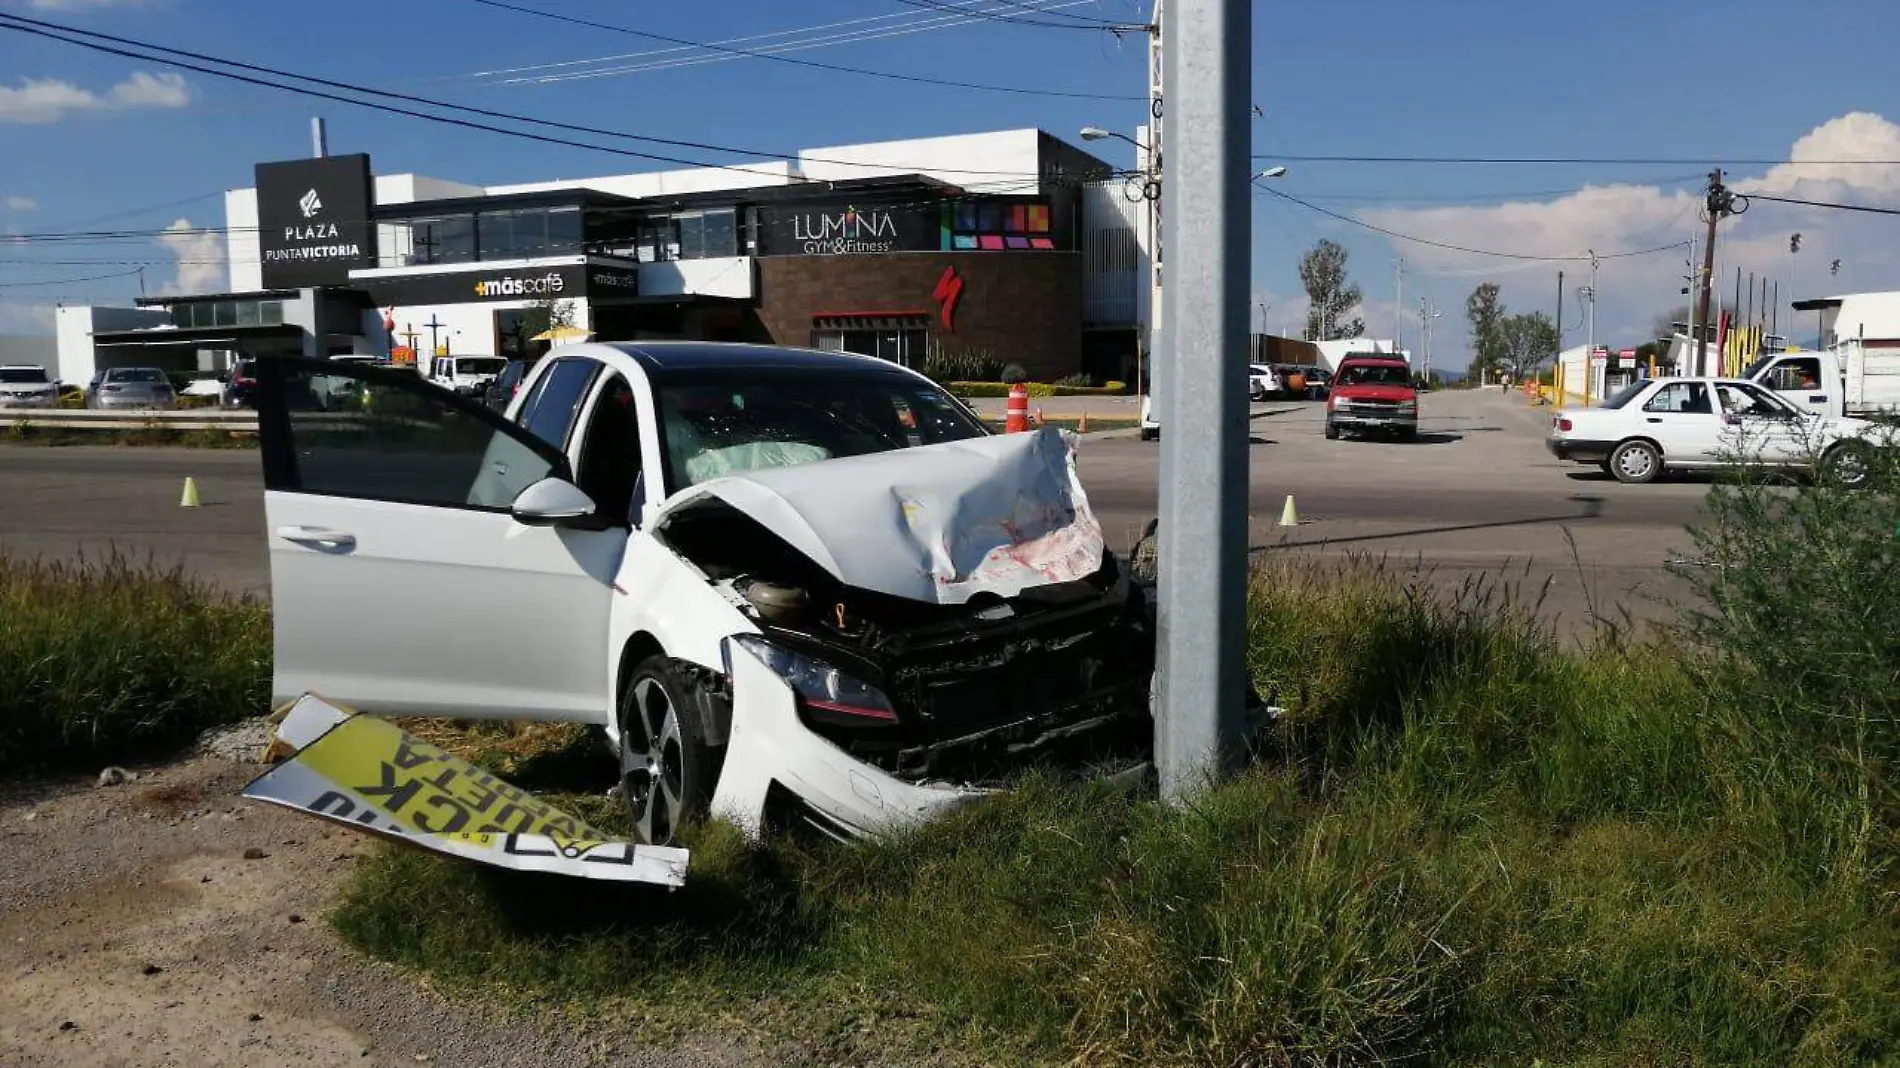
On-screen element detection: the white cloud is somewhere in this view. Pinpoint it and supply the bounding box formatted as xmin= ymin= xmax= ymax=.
xmin=157 ymin=217 xmax=224 ymax=295
xmin=0 ymin=71 xmax=191 ymax=123
xmin=3 ymin=195 xmax=36 ymax=211
xmin=0 ymin=301 xmax=57 ymax=334
xmin=1349 ymin=112 xmax=1900 ymax=359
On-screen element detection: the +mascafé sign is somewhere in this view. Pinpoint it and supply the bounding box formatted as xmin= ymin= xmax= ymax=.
xmin=256 ymin=155 xmax=378 ymax=289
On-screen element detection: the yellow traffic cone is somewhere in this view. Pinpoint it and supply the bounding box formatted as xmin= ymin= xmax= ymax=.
xmin=180 ymin=477 xmax=200 ymax=508
xmin=1076 ymin=410 xmax=1090 ymax=433
xmin=1277 ymin=494 xmax=1298 ymax=527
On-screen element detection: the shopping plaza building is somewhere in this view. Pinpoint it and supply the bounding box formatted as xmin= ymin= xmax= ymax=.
xmin=55 ymin=128 xmax=1153 ymax=386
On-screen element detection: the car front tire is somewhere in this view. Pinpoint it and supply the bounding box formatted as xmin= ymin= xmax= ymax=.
xmin=619 ymin=655 xmax=725 ymax=847
xmin=1324 ymin=420 xmax=1340 ymax=440
xmin=1821 ymin=441 xmax=1873 ymax=489
xmin=1608 ymin=439 xmax=1662 ymax=484
xmin=1139 ymin=427 xmax=1157 ymax=441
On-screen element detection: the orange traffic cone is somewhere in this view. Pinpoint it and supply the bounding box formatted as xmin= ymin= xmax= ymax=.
xmin=1076 ymin=410 xmax=1090 ymax=433
xmin=1033 ymin=407 xmax=1045 ymax=427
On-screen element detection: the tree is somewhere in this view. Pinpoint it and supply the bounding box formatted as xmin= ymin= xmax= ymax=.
xmin=1496 ymin=311 xmax=1559 ymax=378
xmin=1299 ymin=239 xmax=1365 ymax=341
xmin=517 ymin=296 xmax=577 ymax=341
xmin=1465 ymin=282 xmax=1506 ymax=379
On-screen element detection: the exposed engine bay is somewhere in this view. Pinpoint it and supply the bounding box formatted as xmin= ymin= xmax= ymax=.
xmin=659 ymin=498 xmax=1156 ymax=786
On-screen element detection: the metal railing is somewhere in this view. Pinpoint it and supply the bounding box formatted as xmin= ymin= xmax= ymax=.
xmin=0 ymin=408 xmax=259 ymax=432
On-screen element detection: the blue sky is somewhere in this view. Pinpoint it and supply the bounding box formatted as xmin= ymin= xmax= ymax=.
xmin=3 ymin=0 xmax=1897 ymax=361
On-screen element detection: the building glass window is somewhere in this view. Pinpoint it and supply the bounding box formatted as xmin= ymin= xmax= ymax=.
xmin=812 ymin=324 xmax=928 ymax=368
xmin=213 ymin=301 xmax=237 ymax=327
xmin=676 ymin=209 xmax=736 ymax=260
xmin=478 ymin=206 xmax=584 ymax=260
xmin=390 ymin=214 xmax=477 ymax=266
xmin=236 ymin=301 xmax=261 ymax=327
xmin=260 ymin=300 xmax=284 ymax=326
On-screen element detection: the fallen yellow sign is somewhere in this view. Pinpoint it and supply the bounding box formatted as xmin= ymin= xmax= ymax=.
xmin=243 ymin=695 xmax=689 ymax=886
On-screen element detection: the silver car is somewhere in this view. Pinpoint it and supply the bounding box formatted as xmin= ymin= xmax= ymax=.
xmin=0 ymin=365 xmax=59 ymax=409
xmin=86 ymin=367 xmax=177 ymax=410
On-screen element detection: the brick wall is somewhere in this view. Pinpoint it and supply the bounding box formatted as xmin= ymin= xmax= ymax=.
xmin=754 ymin=251 xmax=1084 ymax=380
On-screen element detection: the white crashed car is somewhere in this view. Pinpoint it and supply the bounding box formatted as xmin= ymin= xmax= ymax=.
xmin=256 ymin=343 xmax=1156 ymax=845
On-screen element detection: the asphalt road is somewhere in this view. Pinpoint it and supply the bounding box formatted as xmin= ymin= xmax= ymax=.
xmin=0 ymin=389 xmax=1711 ymax=632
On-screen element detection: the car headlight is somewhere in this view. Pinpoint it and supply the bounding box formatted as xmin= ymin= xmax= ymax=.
xmin=727 ymin=635 xmax=898 ymax=726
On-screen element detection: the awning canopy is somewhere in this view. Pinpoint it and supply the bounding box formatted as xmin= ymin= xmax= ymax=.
xmin=92 ymin=324 xmax=303 ymax=347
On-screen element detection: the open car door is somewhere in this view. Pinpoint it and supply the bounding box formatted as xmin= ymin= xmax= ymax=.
xmin=257 ymin=356 xmax=621 ymax=723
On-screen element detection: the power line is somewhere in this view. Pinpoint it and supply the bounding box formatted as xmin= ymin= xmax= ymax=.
xmin=1253 ymin=152 xmax=1900 ymax=167
xmin=0 ymin=13 xmax=1099 ymax=181
xmin=1254 ymin=180 xmax=1689 ymax=262
xmin=1276 ymin=175 xmax=1707 ymax=204
xmin=449 ymin=3 xmax=1049 ymax=81
xmin=1741 ymin=192 xmax=1900 ymax=217
xmin=0 ymin=267 xmax=145 ymax=287
xmin=457 ymin=0 xmax=1139 ymax=100
xmin=887 ymin=0 xmax=1147 ymax=31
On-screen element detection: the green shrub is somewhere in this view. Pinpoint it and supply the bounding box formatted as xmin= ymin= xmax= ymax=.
xmin=1001 ymin=362 xmax=1029 ymax=384
xmin=920 ymin=345 xmax=1003 ymax=384
xmin=1054 ymin=372 xmax=1094 ymax=388
xmin=0 ymin=553 xmax=270 ymax=771
xmin=333 ymin=557 xmax=1900 ymax=1065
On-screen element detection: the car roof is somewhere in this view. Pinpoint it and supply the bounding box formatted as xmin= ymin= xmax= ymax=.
xmin=1337 ymin=356 xmax=1407 ymax=365
xmin=588 ymin=341 xmax=917 ymax=376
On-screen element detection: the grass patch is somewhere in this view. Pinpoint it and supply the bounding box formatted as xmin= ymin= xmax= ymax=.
xmin=331 ymin=557 xmax=1900 ymax=1066
xmin=0 ymin=552 xmax=269 ymax=772
xmin=0 ymin=424 xmax=257 ymax=448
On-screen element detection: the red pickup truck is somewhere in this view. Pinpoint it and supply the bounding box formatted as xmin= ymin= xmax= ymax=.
xmin=1324 ymin=356 xmax=1418 ymax=441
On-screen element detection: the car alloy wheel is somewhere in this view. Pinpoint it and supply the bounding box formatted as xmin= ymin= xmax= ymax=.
xmin=618 ymin=656 xmax=721 ymax=847
xmin=1824 ymin=442 xmax=1872 ymax=489
xmin=1609 ymin=440 xmax=1661 ymax=484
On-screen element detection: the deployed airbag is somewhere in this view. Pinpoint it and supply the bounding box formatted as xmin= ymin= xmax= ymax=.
xmin=655 ymin=427 xmax=1103 ymax=605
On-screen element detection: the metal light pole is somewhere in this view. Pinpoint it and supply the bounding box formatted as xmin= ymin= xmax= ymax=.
xmin=1154 ymin=0 xmax=1250 ymax=803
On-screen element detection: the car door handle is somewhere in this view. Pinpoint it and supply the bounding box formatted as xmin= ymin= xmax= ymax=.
xmin=1646 ymin=417 xmax=1663 ymax=423
xmin=275 ymin=526 xmax=357 ymax=550
xmin=1809 ymin=394 xmax=1827 ymax=403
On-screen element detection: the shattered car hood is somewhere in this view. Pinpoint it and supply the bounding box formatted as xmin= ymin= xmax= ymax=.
xmin=654 ymin=427 xmax=1104 ymax=605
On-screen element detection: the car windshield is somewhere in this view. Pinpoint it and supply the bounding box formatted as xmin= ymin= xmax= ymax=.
xmin=109 ymin=369 xmax=166 ymax=384
xmin=1335 ymin=363 xmax=1410 ymax=387
xmin=0 ymin=368 xmax=49 ymax=384
xmin=655 ymin=370 xmax=989 ymax=490
xmin=1600 ymin=380 xmax=1651 ymax=410
xmin=457 ymin=358 xmax=505 ymax=375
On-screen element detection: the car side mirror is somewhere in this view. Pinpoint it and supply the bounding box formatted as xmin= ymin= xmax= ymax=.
xmin=510 ymin=477 xmax=600 ymax=527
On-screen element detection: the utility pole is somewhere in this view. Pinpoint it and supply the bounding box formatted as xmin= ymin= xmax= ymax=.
xmin=1154 ymin=0 xmax=1250 ymax=803
xmin=1555 ymin=270 xmax=1564 ymax=390
xmin=1586 ymin=250 xmax=1598 ymax=402
xmin=1393 ymin=257 xmax=1404 ymax=355
xmin=1693 ymin=168 xmax=1733 ymax=377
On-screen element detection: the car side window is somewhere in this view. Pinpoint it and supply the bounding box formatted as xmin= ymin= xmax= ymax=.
xmin=262 ymin=360 xmax=566 ymax=511
xmin=572 ymin=373 xmax=641 ymax=526
xmin=1767 ymin=357 xmax=1822 ymax=391
xmin=1643 ymin=382 xmax=1711 ymax=415
xmin=517 ymin=359 xmax=600 ymax=449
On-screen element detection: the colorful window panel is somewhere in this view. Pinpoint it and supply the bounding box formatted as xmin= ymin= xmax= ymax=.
xmin=943 ymin=199 xmax=1056 ymax=251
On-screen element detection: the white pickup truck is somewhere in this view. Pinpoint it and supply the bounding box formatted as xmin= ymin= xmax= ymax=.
xmin=1745 ymin=341 xmax=1900 ymax=421
xmin=255 ymin=342 xmax=1157 ymax=845
xmin=428 ymin=355 xmax=507 ymax=397
xmin=1546 ymin=375 xmax=1887 ymax=485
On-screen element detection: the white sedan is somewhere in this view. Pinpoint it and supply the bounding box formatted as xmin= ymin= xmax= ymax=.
xmin=1547 ymin=375 xmax=1883 ymax=485
xmin=254 ymin=342 xmax=1157 ymax=845
xmin=1248 ymin=363 xmax=1280 ymax=401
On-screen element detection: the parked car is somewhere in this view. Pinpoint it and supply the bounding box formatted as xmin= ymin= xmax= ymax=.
xmin=0 ymin=364 xmax=60 ymax=409
xmin=1247 ymin=363 xmax=1280 ymax=401
xmin=484 ymin=358 xmax=530 ymax=412
xmin=429 ymin=355 xmax=507 ymax=397
xmin=86 ymin=366 xmax=176 ymax=410
xmin=1546 ymin=375 xmax=1889 ymax=485
xmin=224 ymin=359 xmax=260 ymax=408
xmin=254 ymin=342 xmax=1159 ymax=846
xmin=1324 ymin=357 xmax=1418 ymax=440
xmin=1301 ymin=366 xmax=1333 ymax=399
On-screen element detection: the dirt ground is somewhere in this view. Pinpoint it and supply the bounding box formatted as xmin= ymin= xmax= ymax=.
xmin=0 ymin=730 xmax=767 ymax=1068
